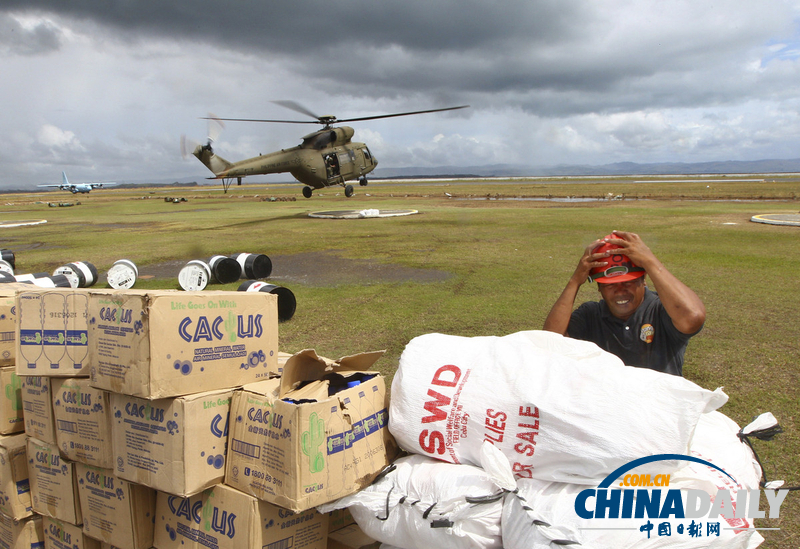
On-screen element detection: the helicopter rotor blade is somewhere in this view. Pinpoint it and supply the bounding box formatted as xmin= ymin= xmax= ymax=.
xmin=201 ymin=116 xmax=320 ymax=125
xmin=337 ymin=105 xmax=470 ymax=123
xmin=271 ymin=100 xmax=321 ymax=121
xmin=180 ymin=135 xmax=201 ymax=159
xmin=201 ymin=104 xmax=470 ymax=126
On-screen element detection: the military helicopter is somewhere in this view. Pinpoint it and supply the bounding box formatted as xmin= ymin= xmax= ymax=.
xmin=181 ymin=101 xmax=469 ymax=198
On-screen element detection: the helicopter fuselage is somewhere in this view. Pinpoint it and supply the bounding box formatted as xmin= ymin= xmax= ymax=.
xmin=188 ymin=103 xmax=466 ymax=196
xmin=195 ymin=125 xmax=378 ymax=191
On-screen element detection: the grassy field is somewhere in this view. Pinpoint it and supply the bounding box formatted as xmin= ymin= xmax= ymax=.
xmin=2 ymin=175 xmax=799 ymax=546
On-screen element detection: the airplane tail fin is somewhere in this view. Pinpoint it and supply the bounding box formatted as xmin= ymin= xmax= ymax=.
xmin=62 ymin=171 xmax=69 ymax=187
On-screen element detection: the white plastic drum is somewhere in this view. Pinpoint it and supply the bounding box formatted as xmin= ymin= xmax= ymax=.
xmin=32 ymin=274 xmax=72 ymax=288
xmin=53 ymin=261 xmax=98 ymax=288
xmin=106 ymin=259 xmax=138 ymax=289
xmin=0 ymin=259 xmax=13 ymax=276
xmin=14 ymin=273 xmax=49 ymax=283
xmin=0 ymin=249 xmax=14 ymax=270
xmin=179 ymin=260 xmax=211 ymax=291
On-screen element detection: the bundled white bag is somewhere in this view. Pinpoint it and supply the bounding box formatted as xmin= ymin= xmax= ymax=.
xmin=496 ymin=412 xmax=766 ymax=549
xmin=673 ymin=411 xmax=762 ymax=492
xmin=318 ymin=444 xmax=517 ymax=549
xmin=390 ymin=330 xmax=727 ymax=484
xmin=502 ymin=480 xmax=764 ymax=549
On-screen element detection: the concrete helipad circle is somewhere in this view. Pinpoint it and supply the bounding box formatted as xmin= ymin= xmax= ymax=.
xmin=0 ymin=219 xmax=47 ymax=228
xmin=309 ymin=209 xmax=419 ymax=219
xmin=750 ymin=213 xmax=800 ymax=227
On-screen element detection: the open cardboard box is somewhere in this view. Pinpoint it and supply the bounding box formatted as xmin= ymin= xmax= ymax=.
xmin=226 ymin=349 xmax=398 ymax=511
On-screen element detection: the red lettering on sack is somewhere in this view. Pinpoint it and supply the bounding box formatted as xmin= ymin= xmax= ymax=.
xmin=421 ymin=389 xmax=451 ymax=423
xmin=514 ymin=406 xmax=541 ymax=457
xmin=512 ymin=462 xmax=534 ymax=479
xmin=419 ymin=429 xmax=446 ymax=455
xmin=416 ymin=364 xmax=468 ymax=460
xmin=519 ymin=405 xmax=539 ymax=418
xmin=431 ymin=364 xmax=461 ymax=387
xmin=484 ymin=409 xmax=507 ymax=444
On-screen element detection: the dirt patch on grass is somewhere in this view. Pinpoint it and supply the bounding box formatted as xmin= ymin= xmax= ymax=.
xmin=138 ymin=251 xmax=452 ymax=286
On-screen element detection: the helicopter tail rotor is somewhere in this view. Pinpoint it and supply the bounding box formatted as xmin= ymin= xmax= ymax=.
xmin=181 ymin=114 xmax=234 ymax=176
xmin=180 ymin=135 xmax=201 ymax=159
xmin=181 ymin=114 xmax=226 ymax=159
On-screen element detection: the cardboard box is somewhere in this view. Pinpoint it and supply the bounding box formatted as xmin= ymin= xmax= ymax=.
xmin=0 ymin=433 xmax=32 ymax=520
xmin=277 ymin=350 xmax=292 ymax=374
xmin=52 ymin=377 xmax=113 ymax=468
xmin=100 ymin=545 xmax=152 ymax=549
xmin=225 ymin=349 xmax=398 ymax=512
xmin=0 ymin=286 xmax=22 ymax=367
xmin=15 ymin=288 xmax=92 ymax=376
xmin=75 ymin=463 xmax=156 ymax=549
xmin=26 ymin=437 xmax=83 ymax=524
xmin=328 ymin=524 xmax=381 ymax=549
xmin=88 ymin=290 xmax=279 ymax=399
xmin=0 ymin=513 xmax=44 ymax=549
xmin=21 ymin=375 xmax=57 ymax=444
xmin=111 ymin=388 xmax=233 ymax=497
xmin=43 ymin=516 xmax=101 ymax=549
xmin=154 ymin=483 xmax=328 ymax=549
xmin=1 ymin=366 xmax=24 ymax=434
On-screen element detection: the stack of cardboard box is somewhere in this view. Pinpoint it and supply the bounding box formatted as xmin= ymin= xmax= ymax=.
xmin=1 ymin=285 xmax=393 ymax=549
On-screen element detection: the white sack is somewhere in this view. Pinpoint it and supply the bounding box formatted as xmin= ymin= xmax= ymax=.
xmin=673 ymin=411 xmax=762 ymax=493
xmin=502 ymin=479 xmax=764 ymax=549
xmin=499 ymin=413 xmax=766 ymax=549
xmin=390 ymin=330 xmax=727 ymax=484
xmin=317 ymin=452 xmax=507 ymax=549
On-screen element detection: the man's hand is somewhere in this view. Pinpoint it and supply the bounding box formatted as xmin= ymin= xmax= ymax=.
xmin=572 ymin=238 xmax=609 ymax=285
xmin=544 ymin=237 xmax=606 ymax=335
xmin=601 ymin=230 xmax=659 ymax=271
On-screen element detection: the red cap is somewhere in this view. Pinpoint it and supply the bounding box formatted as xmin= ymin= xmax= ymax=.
xmin=588 ymin=235 xmax=646 ymax=284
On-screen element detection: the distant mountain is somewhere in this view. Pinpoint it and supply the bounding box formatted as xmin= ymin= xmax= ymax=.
xmin=373 ymin=158 xmax=800 ymax=179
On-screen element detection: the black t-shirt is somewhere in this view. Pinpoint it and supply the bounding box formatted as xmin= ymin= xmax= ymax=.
xmin=567 ymin=288 xmax=700 ymax=376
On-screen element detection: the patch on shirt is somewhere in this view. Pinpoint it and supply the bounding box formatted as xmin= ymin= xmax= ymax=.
xmin=640 ymin=324 xmax=654 ymax=344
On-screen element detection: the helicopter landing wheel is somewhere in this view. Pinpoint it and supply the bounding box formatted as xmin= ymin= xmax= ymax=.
xmin=359 ymin=176 xmax=368 ymax=186
xmin=344 ymin=184 xmax=354 ymax=198
xmin=302 ymin=186 xmax=313 ymax=198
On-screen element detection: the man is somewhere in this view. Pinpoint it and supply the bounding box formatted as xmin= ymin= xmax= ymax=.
xmin=543 ymin=230 xmax=706 ymax=376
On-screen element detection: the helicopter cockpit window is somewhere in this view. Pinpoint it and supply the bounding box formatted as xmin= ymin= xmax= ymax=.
xmin=337 ymin=152 xmax=353 ymax=167
xmin=363 ymin=148 xmax=373 ymax=162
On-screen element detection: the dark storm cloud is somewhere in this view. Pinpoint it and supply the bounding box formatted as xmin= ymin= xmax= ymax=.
xmin=0 ymin=1 xmax=589 ymax=96
xmin=10 ymin=0 xmax=792 ymax=119
xmin=3 ymin=1 xmax=793 ymax=117
xmin=0 ymin=12 xmax=63 ymax=55
xmin=1 ymin=0 xmax=575 ymax=51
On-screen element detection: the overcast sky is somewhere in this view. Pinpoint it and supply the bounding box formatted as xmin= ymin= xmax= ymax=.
xmin=1 ymin=1 xmax=799 ymax=189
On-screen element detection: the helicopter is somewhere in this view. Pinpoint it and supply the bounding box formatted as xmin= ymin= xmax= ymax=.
xmin=181 ymin=101 xmax=469 ymax=198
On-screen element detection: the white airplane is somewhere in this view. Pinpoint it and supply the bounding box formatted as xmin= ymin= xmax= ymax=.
xmin=38 ymin=172 xmax=117 ymax=194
